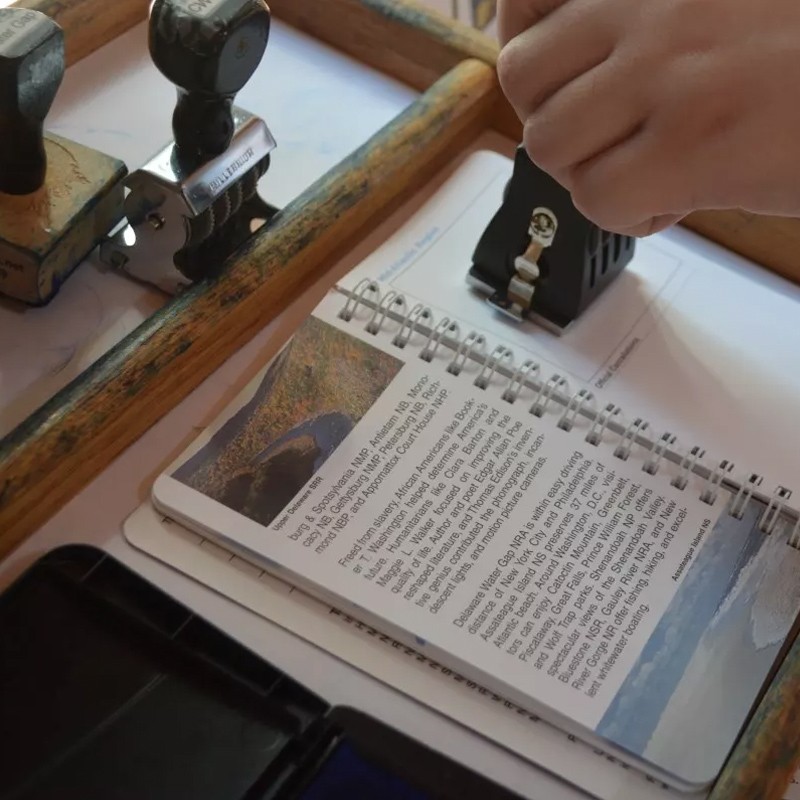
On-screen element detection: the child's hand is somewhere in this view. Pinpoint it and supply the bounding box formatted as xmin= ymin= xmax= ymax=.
xmin=497 ymin=0 xmax=800 ymax=235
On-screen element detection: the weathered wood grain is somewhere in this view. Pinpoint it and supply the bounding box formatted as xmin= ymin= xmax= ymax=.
xmin=0 ymin=58 xmax=497 ymax=558
xmin=709 ymin=629 xmax=800 ymax=800
xmin=268 ymin=0 xmax=495 ymax=91
xmin=0 ymin=136 xmax=126 ymax=304
xmin=682 ymin=211 xmax=800 ymax=286
xmin=14 ymin=0 xmax=148 ymax=65
xmin=293 ymin=0 xmax=800 ymax=286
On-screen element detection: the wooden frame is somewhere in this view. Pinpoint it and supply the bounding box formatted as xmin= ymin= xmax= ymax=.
xmin=19 ymin=0 xmax=148 ymax=66
xmin=5 ymin=3 xmax=800 ymax=799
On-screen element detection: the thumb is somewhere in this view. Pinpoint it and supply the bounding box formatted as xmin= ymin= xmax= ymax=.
xmin=497 ymin=0 xmax=570 ymax=45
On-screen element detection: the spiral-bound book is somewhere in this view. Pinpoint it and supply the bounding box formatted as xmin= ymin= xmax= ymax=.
xmin=151 ymin=150 xmax=800 ymax=794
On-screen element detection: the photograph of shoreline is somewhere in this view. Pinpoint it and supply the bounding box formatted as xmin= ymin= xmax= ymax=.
xmin=173 ymin=316 xmax=403 ymax=527
xmin=597 ymin=501 xmax=800 ymax=785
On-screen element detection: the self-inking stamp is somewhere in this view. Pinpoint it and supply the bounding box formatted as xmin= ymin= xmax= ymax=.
xmin=100 ymin=0 xmax=277 ymax=295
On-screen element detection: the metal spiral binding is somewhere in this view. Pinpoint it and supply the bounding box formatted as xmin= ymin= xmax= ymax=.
xmin=393 ymin=303 xmax=433 ymax=349
xmin=447 ymin=332 xmax=486 ymax=376
xmin=585 ymin=403 xmax=621 ymax=447
xmin=336 ymin=279 xmax=800 ymax=548
xmin=502 ymin=360 xmax=539 ymax=404
xmin=614 ymin=418 xmax=649 ymax=462
xmin=474 ymin=346 xmax=512 ymax=390
xmin=339 ymin=279 xmax=380 ymax=322
xmin=700 ymin=460 xmax=734 ymax=506
xmin=730 ymin=473 xmax=764 ymax=520
xmin=421 ymin=317 xmax=460 ymax=363
xmin=761 ymin=487 xmax=792 ymax=535
xmin=558 ymin=389 xmax=595 ymax=432
xmin=643 ymin=432 xmax=677 ymax=476
xmin=671 ymin=445 xmax=705 ymax=491
xmin=366 ymin=290 xmax=405 ymax=335
xmin=789 ymin=515 xmax=800 ymax=549
xmin=530 ymin=374 xmax=569 ymax=418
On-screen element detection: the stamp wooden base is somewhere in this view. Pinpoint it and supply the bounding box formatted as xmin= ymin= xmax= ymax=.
xmin=0 ymin=134 xmax=126 ymax=305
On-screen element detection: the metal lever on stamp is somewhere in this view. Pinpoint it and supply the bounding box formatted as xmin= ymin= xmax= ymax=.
xmin=467 ymin=146 xmax=636 ymax=334
xmin=100 ymin=0 xmax=277 ymax=295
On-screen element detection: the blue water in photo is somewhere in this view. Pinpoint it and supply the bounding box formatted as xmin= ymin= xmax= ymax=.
xmin=597 ymin=501 xmax=800 ymax=785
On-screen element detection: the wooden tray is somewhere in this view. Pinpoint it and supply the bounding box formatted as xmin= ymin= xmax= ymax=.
xmin=6 ymin=4 xmax=800 ymax=799
xmin=9 ymin=1 xmax=797 ymax=552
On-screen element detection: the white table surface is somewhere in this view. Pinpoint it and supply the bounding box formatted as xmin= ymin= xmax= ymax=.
xmin=0 ymin=16 xmax=581 ymax=800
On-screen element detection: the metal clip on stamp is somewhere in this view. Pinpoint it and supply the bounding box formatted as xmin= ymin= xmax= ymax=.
xmin=100 ymin=0 xmax=277 ymax=295
xmin=467 ymin=145 xmax=636 ymax=334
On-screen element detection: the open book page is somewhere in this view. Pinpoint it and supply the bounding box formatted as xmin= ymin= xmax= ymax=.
xmin=125 ymin=503 xmax=697 ymax=800
xmin=152 ymin=289 xmax=800 ymax=791
xmin=126 ymin=502 xmax=800 ymax=800
xmin=336 ymin=150 xmax=800 ymax=499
